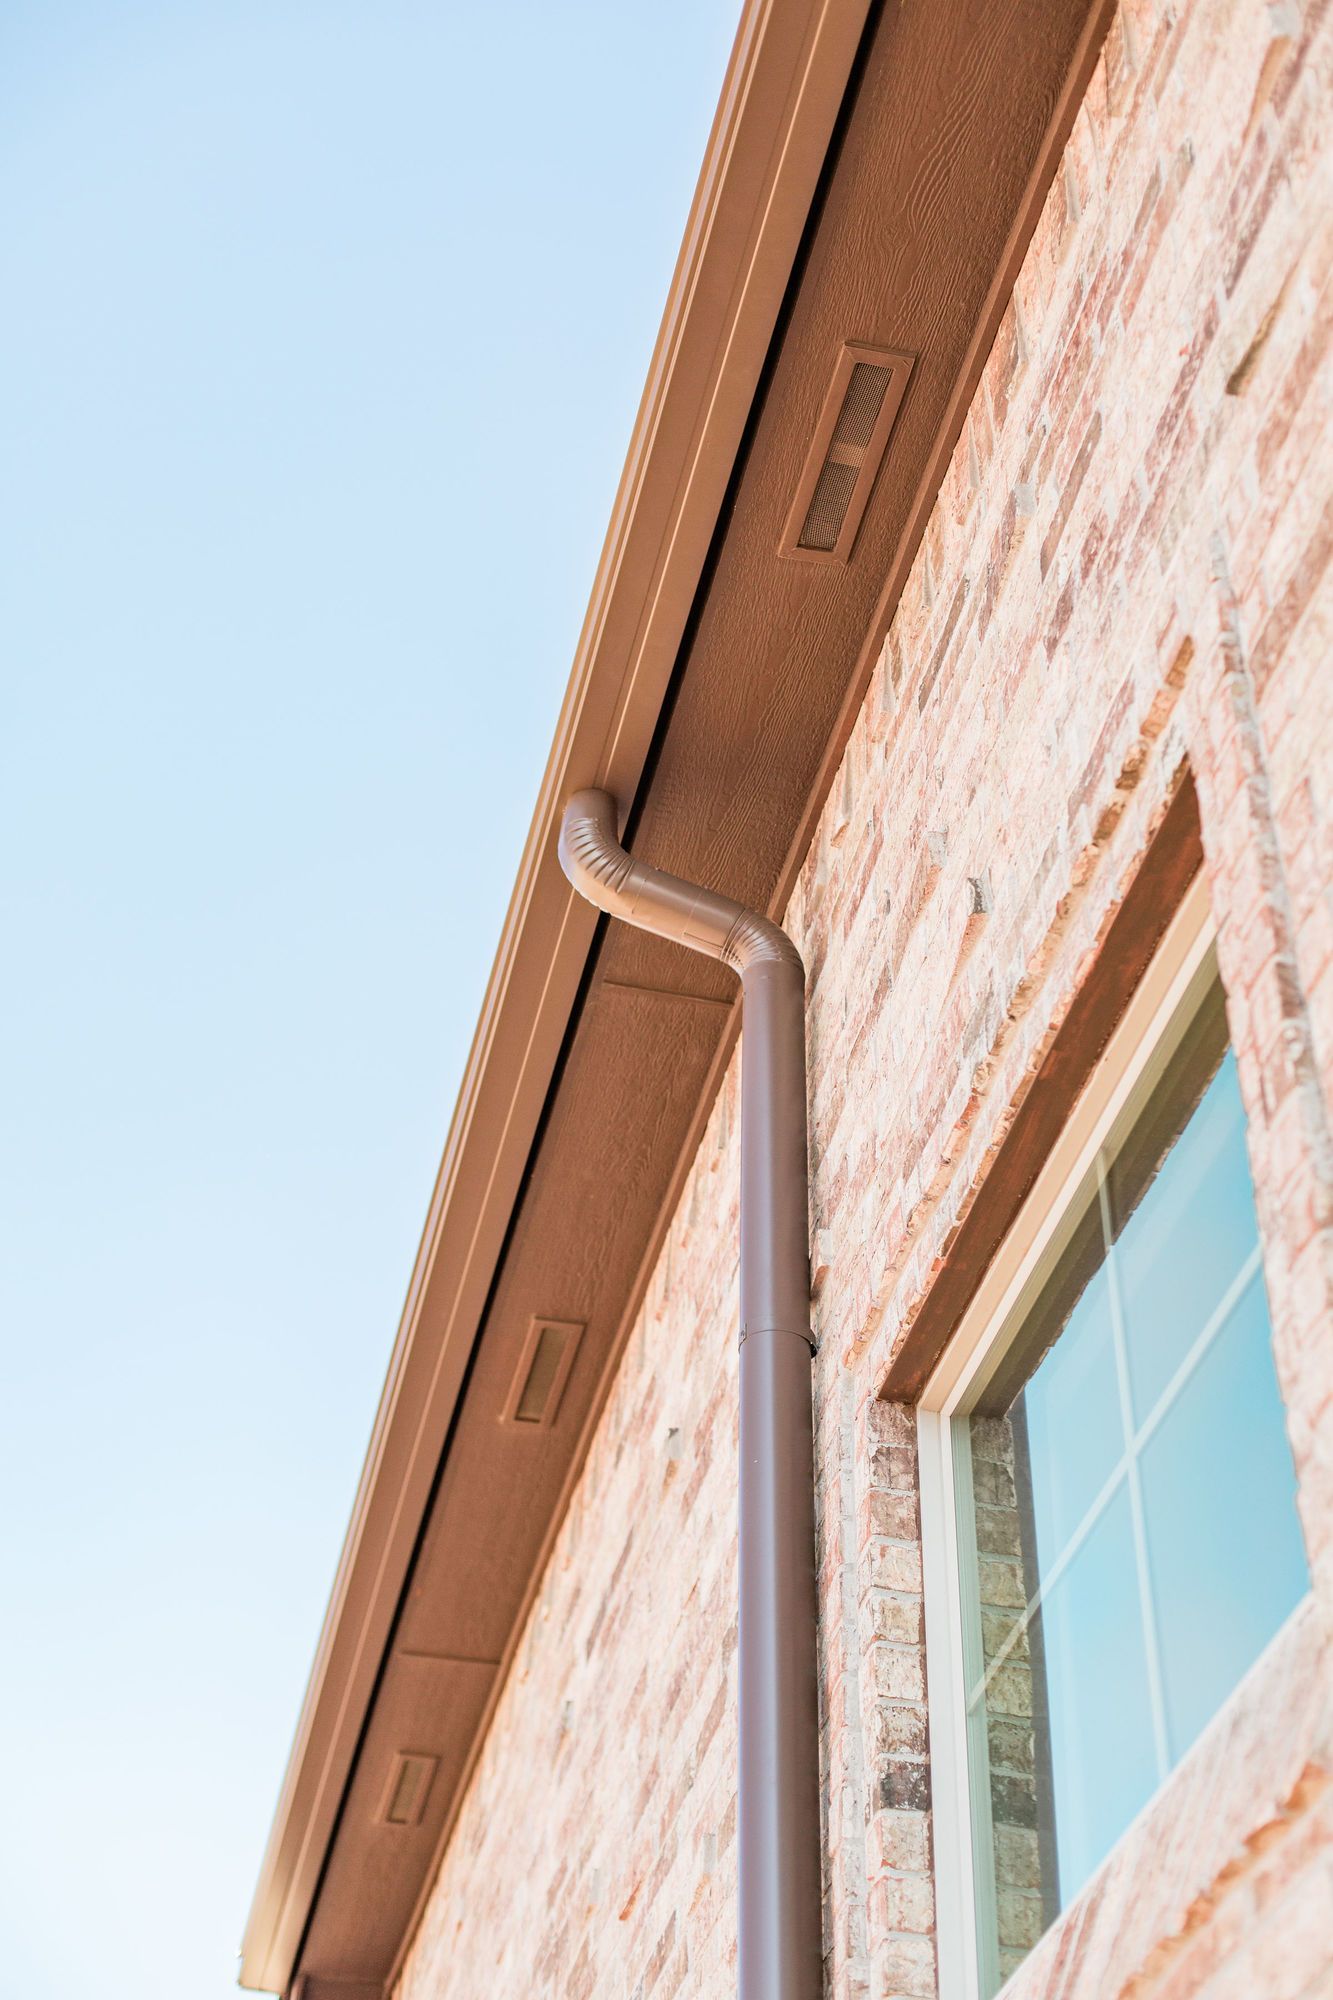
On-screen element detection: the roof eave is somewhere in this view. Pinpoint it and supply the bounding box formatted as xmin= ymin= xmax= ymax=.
xmin=240 ymin=2 xmax=873 ymax=1987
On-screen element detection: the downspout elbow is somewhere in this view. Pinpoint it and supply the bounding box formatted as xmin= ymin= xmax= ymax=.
xmin=558 ymin=788 xmax=639 ymax=914
xmin=558 ymin=788 xmax=802 ymax=978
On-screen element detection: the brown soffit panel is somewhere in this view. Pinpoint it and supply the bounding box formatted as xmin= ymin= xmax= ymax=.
xmin=239 ymin=0 xmax=876 ymax=1990
xmin=252 ymin=0 xmax=1124 ymax=1992
xmin=293 ymin=1656 xmax=496 ymax=1989
xmin=882 ymin=772 xmax=1205 ymax=1402
xmin=286 ymin=0 xmax=1122 ymax=1992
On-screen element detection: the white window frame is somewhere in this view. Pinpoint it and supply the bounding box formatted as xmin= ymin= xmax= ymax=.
xmin=918 ymin=870 xmax=1219 ymax=2000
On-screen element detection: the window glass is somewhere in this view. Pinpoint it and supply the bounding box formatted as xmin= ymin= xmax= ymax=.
xmin=954 ymin=980 xmax=1308 ymax=1996
xmin=1139 ymin=1275 xmax=1309 ymax=1759
xmin=1112 ymin=1045 xmax=1260 ymax=1421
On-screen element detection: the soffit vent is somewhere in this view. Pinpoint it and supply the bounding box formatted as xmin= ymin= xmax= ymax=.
xmin=379 ymin=1752 xmax=438 ymax=1829
xmin=781 ymin=342 xmax=914 ymax=564
xmin=500 ymin=1317 xmax=583 ymax=1428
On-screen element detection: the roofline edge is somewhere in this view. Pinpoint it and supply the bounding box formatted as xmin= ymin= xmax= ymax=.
xmin=239 ymin=2 xmax=873 ymax=1988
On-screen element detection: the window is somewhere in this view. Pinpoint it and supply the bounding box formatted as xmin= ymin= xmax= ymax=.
xmin=919 ymin=879 xmax=1310 ymax=1998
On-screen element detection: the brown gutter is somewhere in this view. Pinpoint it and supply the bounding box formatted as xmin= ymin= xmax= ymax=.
xmin=240 ymin=2 xmax=871 ymax=1989
xmin=559 ymin=790 xmax=819 ymax=1999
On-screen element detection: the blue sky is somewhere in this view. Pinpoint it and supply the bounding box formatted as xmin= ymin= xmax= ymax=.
xmin=0 ymin=5 xmax=735 ymax=1994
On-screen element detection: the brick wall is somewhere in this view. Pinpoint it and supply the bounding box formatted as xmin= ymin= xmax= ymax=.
xmin=395 ymin=1 xmax=1333 ymax=1995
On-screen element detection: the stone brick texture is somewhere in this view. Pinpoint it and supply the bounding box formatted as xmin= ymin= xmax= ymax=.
xmin=394 ymin=3 xmax=1333 ymax=1997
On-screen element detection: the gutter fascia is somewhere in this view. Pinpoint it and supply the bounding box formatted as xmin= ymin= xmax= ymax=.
xmin=240 ymin=1 xmax=872 ymax=1989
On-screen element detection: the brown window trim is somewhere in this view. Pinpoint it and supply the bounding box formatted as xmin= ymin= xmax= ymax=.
xmin=882 ymin=769 xmax=1205 ymax=1402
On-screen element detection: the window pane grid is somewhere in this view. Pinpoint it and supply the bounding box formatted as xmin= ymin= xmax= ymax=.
xmin=1098 ymin=1165 xmax=1172 ymax=1786
xmin=933 ymin=964 xmax=1310 ymax=2000
xmin=963 ymin=1207 xmax=1265 ymax=1720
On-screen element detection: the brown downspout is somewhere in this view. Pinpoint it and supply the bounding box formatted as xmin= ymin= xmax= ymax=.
xmin=559 ymin=789 xmax=821 ymax=2000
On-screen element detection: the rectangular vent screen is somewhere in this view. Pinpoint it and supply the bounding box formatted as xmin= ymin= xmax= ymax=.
xmin=798 ymin=458 xmax=861 ymax=554
xmin=782 ymin=343 xmax=914 ymax=564
xmin=381 ymin=1752 xmax=437 ymax=1828
xmin=829 ymin=360 xmax=893 ymax=453
xmin=502 ymin=1317 xmax=583 ymax=1428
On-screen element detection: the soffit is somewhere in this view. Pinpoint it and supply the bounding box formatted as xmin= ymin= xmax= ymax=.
xmin=248 ymin=0 xmax=1116 ymax=1991
xmin=241 ymin=0 xmax=876 ymax=1989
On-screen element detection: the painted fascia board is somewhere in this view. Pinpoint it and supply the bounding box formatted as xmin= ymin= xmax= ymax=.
xmin=238 ymin=0 xmax=872 ymax=1989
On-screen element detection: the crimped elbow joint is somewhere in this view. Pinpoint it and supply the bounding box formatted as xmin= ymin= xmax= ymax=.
xmin=558 ymin=789 xmax=802 ymax=978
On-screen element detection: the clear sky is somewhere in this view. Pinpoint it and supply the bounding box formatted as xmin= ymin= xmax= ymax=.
xmin=0 ymin=5 xmax=736 ymax=1994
